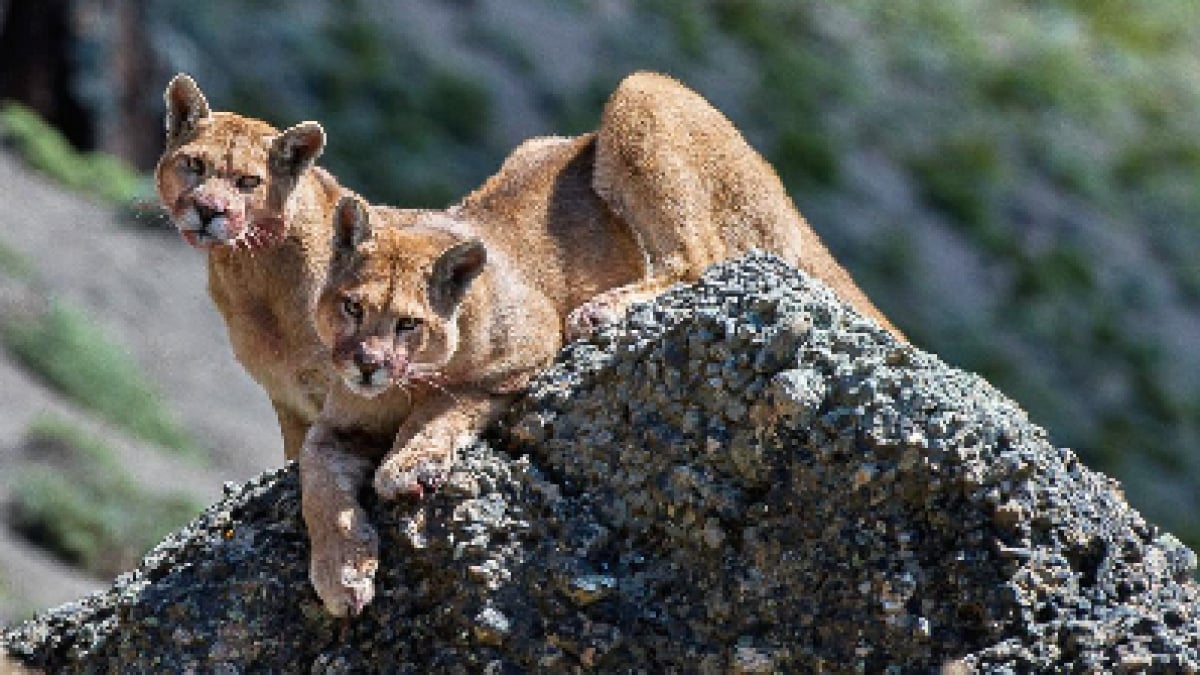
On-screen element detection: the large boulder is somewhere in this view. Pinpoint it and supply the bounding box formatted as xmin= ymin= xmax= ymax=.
xmin=3 ymin=254 xmax=1197 ymax=672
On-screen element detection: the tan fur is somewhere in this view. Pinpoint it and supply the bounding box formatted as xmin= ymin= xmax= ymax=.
xmin=155 ymin=74 xmax=354 ymax=460
xmin=581 ymin=71 xmax=900 ymax=337
xmin=301 ymin=72 xmax=902 ymax=616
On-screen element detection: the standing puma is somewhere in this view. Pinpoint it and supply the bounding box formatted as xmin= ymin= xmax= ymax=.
xmin=301 ymin=71 xmax=903 ymax=616
xmin=155 ymin=74 xmax=353 ymax=460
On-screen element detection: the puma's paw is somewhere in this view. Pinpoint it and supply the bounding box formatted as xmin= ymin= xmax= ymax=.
xmin=374 ymin=455 xmax=450 ymax=501
xmin=565 ymin=297 xmax=622 ymax=342
xmin=309 ymin=518 xmax=380 ymax=617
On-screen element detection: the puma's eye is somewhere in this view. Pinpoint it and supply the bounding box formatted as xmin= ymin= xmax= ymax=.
xmin=341 ymin=298 xmax=364 ymax=322
xmin=183 ymin=156 xmax=205 ymax=175
xmin=236 ymin=175 xmax=261 ymax=191
xmin=396 ymin=317 xmax=423 ymax=333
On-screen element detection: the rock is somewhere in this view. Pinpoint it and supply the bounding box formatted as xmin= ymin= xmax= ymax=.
xmin=2 ymin=253 xmax=1197 ymax=672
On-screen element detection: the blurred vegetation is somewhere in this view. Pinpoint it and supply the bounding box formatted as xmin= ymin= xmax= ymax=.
xmin=0 ymin=238 xmax=34 ymax=281
xmin=0 ymin=102 xmax=148 ymax=206
xmin=2 ymin=301 xmax=197 ymax=456
xmin=10 ymin=417 xmax=201 ymax=578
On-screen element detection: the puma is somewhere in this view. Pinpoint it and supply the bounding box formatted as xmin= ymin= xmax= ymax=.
xmin=156 ymin=74 xmax=355 ymax=459
xmin=299 ymin=72 xmax=902 ymax=616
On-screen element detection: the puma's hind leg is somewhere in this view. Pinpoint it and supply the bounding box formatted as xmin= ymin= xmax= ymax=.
xmin=570 ymin=73 xmax=745 ymax=338
xmin=586 ymin=71 xmax=906 ymax=341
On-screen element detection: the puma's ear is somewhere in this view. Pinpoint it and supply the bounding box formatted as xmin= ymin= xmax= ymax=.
xmin=332 ymin=196 xmax=371 ymax=251
xmin=268 ymin=122 xmax=326 ymax=212
xmin=164 ymin=73 xmax=211 ymax=148
xmin=430 ymin=239 xmax=487 ymax=313
xmin=269 ymin=121 xmax=325 ymax=179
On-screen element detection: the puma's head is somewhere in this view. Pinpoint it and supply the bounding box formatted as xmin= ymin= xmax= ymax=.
xmin=155 ymin=73 xmax=325 ymax=249
xmin=315 ymin=197 xmax=487 ymax=398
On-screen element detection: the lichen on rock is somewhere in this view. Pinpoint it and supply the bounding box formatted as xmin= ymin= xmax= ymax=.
xmin=2 ymin=253 xmax=1197 ymax=672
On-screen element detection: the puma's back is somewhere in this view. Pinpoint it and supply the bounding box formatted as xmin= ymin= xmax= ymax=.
xmin=456 ymin=133 xmax=646 ymax=317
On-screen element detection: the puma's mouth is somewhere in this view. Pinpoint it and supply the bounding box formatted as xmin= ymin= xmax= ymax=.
xmin=341 ymin=365 xmax=394 ymax=398
xmin=176 ymin=208 xmax=236 ymax=249
xmin=176 ymin=219 xmax=230 ymax=248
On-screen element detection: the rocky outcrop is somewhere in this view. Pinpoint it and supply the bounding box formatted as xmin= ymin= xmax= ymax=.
xmin=2 ymin=254 xmax=1197 ymax=672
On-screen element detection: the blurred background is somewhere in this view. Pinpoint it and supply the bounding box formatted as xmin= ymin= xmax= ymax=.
xmin=0 ymin=0 xmax=1197 ymax=622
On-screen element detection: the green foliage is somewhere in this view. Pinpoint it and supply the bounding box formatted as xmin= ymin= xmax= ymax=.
xmin=713 ymin=0 xmax=780 ymax=52
xmin=1062 ymin=0 xmax=1200 ymax=54
xmin=1115 ymin=140 xmax=1200 ymax=188
xmin=980 ymin=45 xmax=1103 ymax=116
xmin=10 ymin=417 xmax=201 ymax=578
xmin=467 ymin=22 xmax=537 ymax=75
xmin=0 ymin=238 xmax=35 ymax=281
xmin=773 ymin=127 xmax=840 ymax=189
xmin=2 ymin=301 xmax=197 ymax=455
xmin=908 ymin=134 xmax=1007 ymax=247
xmin=1011 ymin=245 xmax=1095 ymax=300
xmin=427 ymin=71 xmax=492 ymax=144
xmin=711 ymin=2 xmax=844 ymax=187
xmin=545 ymin=75 xmax=622 ymax=137
xmin=639 ymin=0 xmax=711 ymax=60
xmin=0 ymin=102 xmax=147 ymax=206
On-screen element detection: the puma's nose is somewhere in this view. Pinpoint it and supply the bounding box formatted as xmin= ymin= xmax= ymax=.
xmin=354 ymin=351 xmax=378 ymax=375
xmin=195 ymin=202 xmax=224 ymax=226
xmin=353 ymin=350 xmax=388 ymax=384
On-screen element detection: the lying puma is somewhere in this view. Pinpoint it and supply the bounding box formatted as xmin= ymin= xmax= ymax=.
xmin=301 ymin=71 xmax=902 ymax=616
xmin=155 ymin=74 xmax=352 ymax=459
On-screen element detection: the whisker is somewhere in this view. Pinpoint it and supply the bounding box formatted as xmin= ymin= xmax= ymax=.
xmin=245 ymin=229 xmax=261 ymax=256
xmin=408 ymin=369 xmax=460 ymax=405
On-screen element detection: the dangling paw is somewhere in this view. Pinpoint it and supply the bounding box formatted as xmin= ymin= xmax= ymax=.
xmin=309 ymin=515 xmax=379 ymax=617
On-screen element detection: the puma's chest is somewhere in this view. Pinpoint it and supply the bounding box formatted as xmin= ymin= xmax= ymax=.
xmin=208 ymin=263 xmax=329 ymax=408
xmin=224 ymin=293 xmax=290 ymax=362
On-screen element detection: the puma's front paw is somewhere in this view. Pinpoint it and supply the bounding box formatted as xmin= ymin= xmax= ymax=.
xmin=309 ymin=516 xmax=380 ymax=617
xmin=374 ymin=453 xmax=451 ymax=501
xmin=565 ymin=297 xmax=622 ymax=342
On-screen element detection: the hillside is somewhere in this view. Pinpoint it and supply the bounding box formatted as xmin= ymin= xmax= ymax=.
xmin=0 ymin=151 xmax=283 ymax=622
xmin=0 ymin=0 xmax=1198 ymax=623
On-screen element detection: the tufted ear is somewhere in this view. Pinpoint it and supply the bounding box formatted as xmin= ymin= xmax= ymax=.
xmin=269 ymin=121 xmax=325 ymax=179
xmin=430 ymin=239 xmax=487 ymax=314
xmin=332 ymin=196 xmax=371 ymax=251
xmin=164 ymin=73 xmax=211 ymax=148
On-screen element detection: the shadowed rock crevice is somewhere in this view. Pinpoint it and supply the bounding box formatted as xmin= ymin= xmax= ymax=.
xmin=2 ymin=254 xmax=1197 ymax=672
